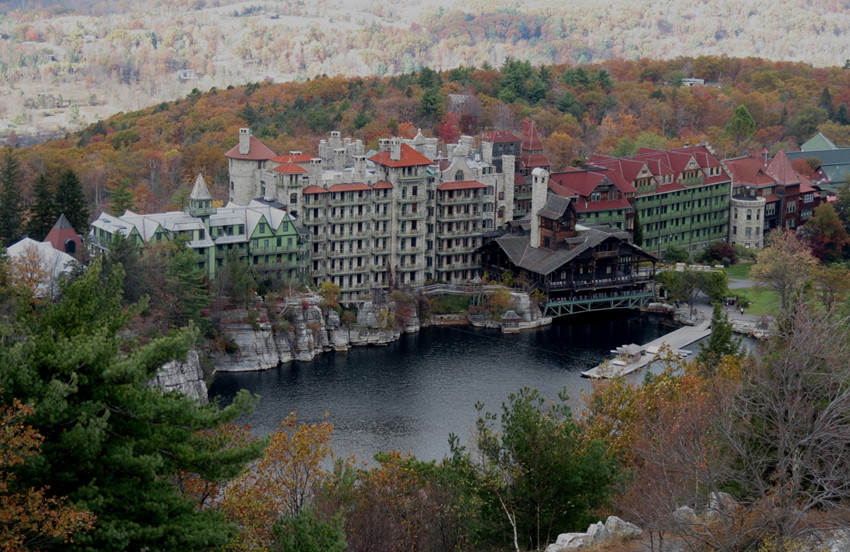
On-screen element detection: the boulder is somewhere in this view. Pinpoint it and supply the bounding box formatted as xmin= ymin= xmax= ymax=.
xmin=545 ymin=532 xmax=592 ymax=552
xmin=586 ymin=521 xmax=610 ymax=543
xmin=604 ymin=516 xmax=642 ymax=539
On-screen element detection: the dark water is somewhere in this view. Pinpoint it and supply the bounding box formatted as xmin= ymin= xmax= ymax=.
xmin=208 ymin=312 xmax=677 ymax=462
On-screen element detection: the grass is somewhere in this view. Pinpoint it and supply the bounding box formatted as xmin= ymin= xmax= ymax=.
xmin=725 ymin=262 xmax=753 ymax=280
xmin=734 ymin=287 xmax=780 ymax=316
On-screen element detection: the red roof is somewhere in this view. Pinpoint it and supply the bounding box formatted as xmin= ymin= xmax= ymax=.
xmin=273 ymin=162 xmax=307 ymax=175
xmin=328 ymin=182 xmax=371 ymax=193
xmin=521 ymin=121 xmax=544 ymax=152
xmin=766 ymin=150 xmax=800 ymax=186
xmin=44 ymin=214 xmax=82 ymax=254
xmin=271 ymin=153 xmax=315 ymax=163
xmin=483 ymin=130 xmax=521 ymax=143
xmin=550 ymin=170 xmax=609 ymax=196
xmin=369 ymin=143 xmax=433 ymax=168
xmin=373 ymin=181 xmax=393 ymax=189
xmin=519 ymin=153 xmax=551 ymax=169
xmin=303 ymin=185 xmax=328 ymax=195
xmin=763 ymin=194 xmax=781 ymax=203
xmin=437 ymin=180 xmax=486 ymax=191
xmin=224 ymin=136 xmax=277 ymax=160
xmin=573 ymin=197 xmax=631 ymax=213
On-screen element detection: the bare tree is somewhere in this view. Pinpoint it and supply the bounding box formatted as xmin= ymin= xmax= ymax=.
xmin=750 ymin=229 xmax=817 ymax=312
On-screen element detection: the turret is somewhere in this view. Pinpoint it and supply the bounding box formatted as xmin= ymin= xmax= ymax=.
xmin=529 ymin=168 xmax=549 ymax=249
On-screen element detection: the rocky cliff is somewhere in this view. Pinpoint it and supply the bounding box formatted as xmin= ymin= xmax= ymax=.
xmin=210 ymin=293 xmax=420 ymax=372
xmin=149 ymin=349 xmax=209 ymax=404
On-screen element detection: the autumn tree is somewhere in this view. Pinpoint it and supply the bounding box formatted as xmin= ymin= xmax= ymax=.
xmin=220 ymin=412 xmax=335 ymax=551
xmin=0 ymin=147 xmax=24 ymax=246
xmin=808 ymin=263 xmax=850 ymax=314
xmin=750 ymin=229 xmax=817 ymax=312
xmin=54 ymin=170 xmax=89 ymax=235
xmin=0 ymin=398 xmax=95 ymax=551
xmin=802 ymin=202 xmax=850 ymax=262
xmin=0 ymin=260 xmax=261 ymax=551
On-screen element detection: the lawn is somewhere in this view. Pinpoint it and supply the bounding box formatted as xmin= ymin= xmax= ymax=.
xmin=734 ymin=287 xmax=780 ymax=316
xmin=725 ymin=262 xmax=753 ymax=280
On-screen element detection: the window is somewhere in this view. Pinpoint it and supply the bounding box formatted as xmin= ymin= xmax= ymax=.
xmin=455 ymin=170 xmax=463 ymax=180
xmin=804 ymin=193 xmax=814 ymax=203
xmin=746 ymin=209 xmax=752 ymax=221
xmin=591 ymin=191 xmax=601 ymax=202
xmin=786 ymin=202 xmax=796 ymax=213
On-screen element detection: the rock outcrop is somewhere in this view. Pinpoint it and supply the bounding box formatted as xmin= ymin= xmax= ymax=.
xmin=150 ymin=349 xmax=209 ymax=404
xmin=211 ymin=294 xmax=420 ymax=372
xmin=545 ymin=516 xmax=642 ymax=551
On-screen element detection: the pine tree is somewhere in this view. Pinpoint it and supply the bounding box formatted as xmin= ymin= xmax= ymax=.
xmin=0 ymin=146 xmax=24 ymax=245
xmin=696 ymin=302 xmax=743 ymax=373
xmin=26 ymin=173 xmax=57 ymax=241
xmin=54 ymin=169 xmax=89 ymax=234
xmin=0 ymin=260 xmax=262 ymax=551
xmin=166 ymin=238 xmax=210 ymax=328
xmin=109 ymin=177 xmax=135 ymax=215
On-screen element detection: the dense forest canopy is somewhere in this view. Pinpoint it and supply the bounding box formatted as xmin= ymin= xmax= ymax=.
xmin=7 ymin=56 xmax=850 ymax=220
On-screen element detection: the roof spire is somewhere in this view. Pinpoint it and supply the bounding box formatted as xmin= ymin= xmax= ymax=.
xmin=190 ymin=174 xmax=212 ymax=200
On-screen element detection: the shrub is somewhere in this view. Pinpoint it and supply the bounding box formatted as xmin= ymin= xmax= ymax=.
xmin=663 ymin=245 xmax=691 ymax=264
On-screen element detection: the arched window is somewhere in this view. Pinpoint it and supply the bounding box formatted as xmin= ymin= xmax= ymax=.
xmin=746 ymin=209 xmax=752 ymax=221
xmin=455 ymin=170 xmax=464 ymax=181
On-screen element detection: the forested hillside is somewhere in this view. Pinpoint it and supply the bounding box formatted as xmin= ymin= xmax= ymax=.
xmin=8 ymin=56 xmax=850 ymax=219
xmin=2 ymin=0 xmax=850 ymax=139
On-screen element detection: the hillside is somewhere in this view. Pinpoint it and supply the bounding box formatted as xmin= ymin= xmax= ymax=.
xmin=2 ymin=0 xmax=850 ymax=140
xmin=10 ymin=56 xmax=850 ymax=221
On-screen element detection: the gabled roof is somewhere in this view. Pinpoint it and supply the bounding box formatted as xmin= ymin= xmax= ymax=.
xmin=224 ymin=136 xmax=277 ymax=160
xmin=550 ymin=170 xmax=610 ymax=197
xmin=369 ymin=143 xmax=433 ymax=168
xmin=492 ymin=226 xmax=652 ymax=276
xmin=724 ymin=155 xmax=775 ymax=187
xmin=801 ymin=132 xmax=838 ymax=152
xmin=190 ymin=174 xmax=212 ymax=200
xmin=373 ymin=181 xmax=393 ymax=189
xmin=483 ymin=130 xmax=521 ymax=143
xmin=766 ymin=150 xmax=800 ymax=186
xmin=303 ymin=185 xmax=329 ymax=195
xmin=272 ymin=162 xmax=307 ymax=175
xmin=437 ymin=180 xmax=486 ymax=191
xmin=537 ymin=194 xmax=572 ymax=220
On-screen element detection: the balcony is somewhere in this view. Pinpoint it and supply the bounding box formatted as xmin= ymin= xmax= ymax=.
xmin=437 ymin=211 xmax=480 ymax=222
xmin=438 ymin=226 xmax=480 ymax=238
xmin=437 ymin=194 xmax=483 ymax=205
xmin=398 ymin=209 xmax=426 ymax=221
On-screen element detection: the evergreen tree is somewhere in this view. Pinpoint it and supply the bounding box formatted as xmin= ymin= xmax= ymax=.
xmin=54 ymin=169 xmax=89 ymax=234
xmin=696 ymin=302 xmax=743 ymax=373
xmin=26 ymin=173 xmax=57 ymax=241
xmin=632 ymin=209 xmax=643 ymax=246
xmin=166 ymin=238 xmax=210 ymax=329
xmin=0 ymin=146 xmax=24 ymax=245
xmin=723 ymin=104 xmax=756 ymax=147
xmin=0 ymin=260 xmax=261 ymax=551
xmin=109 ymin=177 xmax=134 ymax=215
xmin=104 ymin=233 xmax=144 ymax=304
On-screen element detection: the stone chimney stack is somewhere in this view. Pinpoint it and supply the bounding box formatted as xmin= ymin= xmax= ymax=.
xmin=529 ymin=167 xmax=549 ymax=249
xmin=333 ymin=148 xmax=345 ymax=172
xmin=482 ymin=139 xmax=494 ymax=164
xmin=353 ymin=155 xmax=365 ymax=181
xmin=310 ymin=158 xmax=323 ymax=188
xmin=238 ymin=128 xmax=251 ymax=155
xmin=390 ymin=138 xmax=402 ymax=162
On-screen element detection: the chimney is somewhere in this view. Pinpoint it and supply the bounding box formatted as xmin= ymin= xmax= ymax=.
xmin=238 ymin=128 xmax=251 ymax=155
xmin=482 ymin=139 xmax=494 ymax=164
xmin=333 ymin=148 xmax=345 ymax=171
xmin=353 ymin=155 xmax=365 ymax=180
xmin=390 ymin=138 xmax=402 ymax=162
xmin=310 ymin=158 xmax=322 ymax=187
xmin=529 ymin=168 xmax=549 ymax=249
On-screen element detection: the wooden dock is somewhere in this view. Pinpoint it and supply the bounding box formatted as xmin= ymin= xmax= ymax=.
xmin=581 ymin=319 xmax=712 ymax=379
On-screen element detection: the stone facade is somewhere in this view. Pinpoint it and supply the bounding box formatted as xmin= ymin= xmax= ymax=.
xmin=228 ymin=129 xmax=517 ymax=300
xmin=729 ymin=195 xmax=766 ymax=249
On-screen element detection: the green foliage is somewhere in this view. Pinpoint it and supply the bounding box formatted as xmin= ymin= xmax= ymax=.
xmin=54 ymin=170 xmax=89 ymax=235
xmin=788 ymin=106 xmax=829 ymax=141
xmin=109 ymin=178 xmax=135 ymax=215
xmin=657 ymin=268 xmax=729 ymax=311
xmin=449 ymin=388 xmax=620 ymax=550
xmin=0 ymin=260 xmax=261 ymax=551
xmin=104 ymin=233 xmax=144 ymax=304
xmin=165 ymin=238 xmax=210 ymax=329
xmin=271 ymin=508 xmax=346 ymax=552
xmin=221 ymin=249 xmax=255 ymax=307
xmin=496 ymin=58 xmax=547 ymax=105
xmin=429 ymin=294 xmax=470 ymax=315
xmin=0 ymin=146 xmax=24 ymax=246
xmin=724 ymin=104 xmax=756 ymax=143
xmin=663 ymin=245 xmax=691 ymax=264
xmin=26 ymin=173 xmax=57 ymax=242
xmin=696 ymin=302 xmax=743 ymax=373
